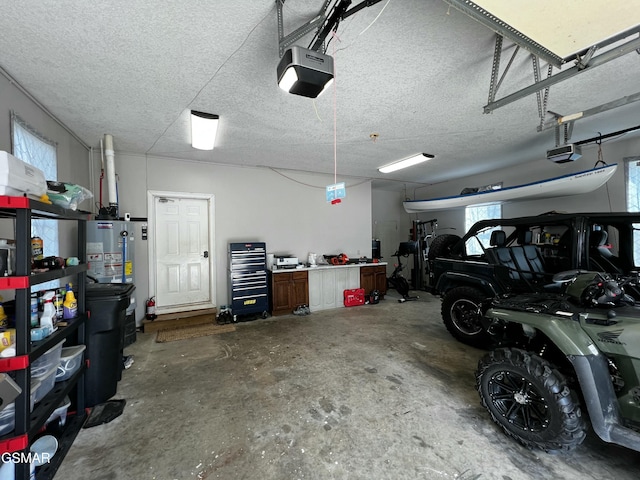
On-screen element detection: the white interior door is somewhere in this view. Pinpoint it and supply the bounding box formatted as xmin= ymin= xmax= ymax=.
xmin=149 ymin=192 xmax=215 ymax=312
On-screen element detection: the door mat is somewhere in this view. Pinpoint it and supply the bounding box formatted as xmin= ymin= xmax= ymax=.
xmin=84 ymin=399 xmax=126 ymax=429
xmin=155 ymin=322 xmax=236 ymax=343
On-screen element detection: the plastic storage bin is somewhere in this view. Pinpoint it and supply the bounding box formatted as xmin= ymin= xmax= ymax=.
xmin=31 ymin=341 xmax=64 ymax=378
xmin=33 ymin=365 xmax=57 ymax=404
xmin=0 ymin=403 xmax=16 ymax=436
xmin=45 ymin=396 xmax=71 ymax=427
xmin=56 ymin=345 xmax=86 ymax=381
xmin=0 ymin=386 xmax=38 ymax=436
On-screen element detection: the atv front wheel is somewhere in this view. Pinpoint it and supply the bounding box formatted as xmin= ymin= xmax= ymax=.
xmin=476 ymin=348 xmax=586 ymax=453
xmin=441 ymin=286 xmax=491 ymax=348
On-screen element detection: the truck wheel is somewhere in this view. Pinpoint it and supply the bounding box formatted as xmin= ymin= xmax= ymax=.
xmin=427 ymin=234 xmax=461 ymax=260
xmin=476 ymin=348 xmax=586 ymax=453
xmin=441 ymin=286 xmax=490 ymax=348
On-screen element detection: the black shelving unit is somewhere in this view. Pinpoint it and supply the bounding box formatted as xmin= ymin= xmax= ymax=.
xmin=0 ymin=196 xmax=89 ymax=480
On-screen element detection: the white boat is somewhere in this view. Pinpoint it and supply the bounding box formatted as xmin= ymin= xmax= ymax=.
xmin=403 ymin=163 xmax=617 ymax=213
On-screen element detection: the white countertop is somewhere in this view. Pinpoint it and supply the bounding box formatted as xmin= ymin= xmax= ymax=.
xmin=271 ymin=262 xmax=386 ymax=273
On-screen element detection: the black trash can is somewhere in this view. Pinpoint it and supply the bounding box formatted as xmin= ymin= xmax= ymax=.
xmin=85 ymin=283 xmax=135 ymax=408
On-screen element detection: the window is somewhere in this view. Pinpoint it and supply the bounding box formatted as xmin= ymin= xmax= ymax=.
xmin=11 ymin=113 xmax=59 ymax=287
xmin=465 ymin=203 xmax=502 ymax=256
xmin=625 ymin=157 xmax=640 ymax=264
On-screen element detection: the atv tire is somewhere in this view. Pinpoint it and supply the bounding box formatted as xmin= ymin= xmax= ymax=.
xmin=427 ymin=234 xmax=461 ymax=260
xmin=441 ymin=286 xmax=491 ymax=348
xmin=476 ymin=348 xmax=586 ymax=453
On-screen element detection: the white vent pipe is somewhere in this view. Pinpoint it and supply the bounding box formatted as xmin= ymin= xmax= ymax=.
xmin=103 ymin=134 xmax=118 ymax=208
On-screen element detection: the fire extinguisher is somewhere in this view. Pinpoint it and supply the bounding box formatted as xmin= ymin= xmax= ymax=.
xmin=146 ymin=297 xmax=157 ymax=320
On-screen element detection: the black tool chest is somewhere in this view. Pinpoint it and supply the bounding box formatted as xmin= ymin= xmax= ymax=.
xmin=227 ymin=242 xmax=268 ymax=318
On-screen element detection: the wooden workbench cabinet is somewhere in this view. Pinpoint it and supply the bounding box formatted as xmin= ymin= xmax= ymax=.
xmin=271 ymin=270 xmax=309 ymax=316
xmin=359 ymin=264 xmax=387 ymax=297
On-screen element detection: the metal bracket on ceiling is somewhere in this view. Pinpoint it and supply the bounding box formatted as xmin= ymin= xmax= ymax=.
xmin=553 ymin=120 xmax=574 ymax=147
xmin=539 ymin=91 xmax=640 ymax=138
xmin=276 ymin=0 xmax=328 ymax=57
xmin=575 ymin=46 xmax=597 ymax=70
xmin=487 ymin=35 xmax=521 ymax=106
xmin=276 ymin=0 xmax=385 ymax=56
xmin=484 ymin=35 xmax=640 ymax=114
xmin=531 ymin=55 xmax=553 ymax=130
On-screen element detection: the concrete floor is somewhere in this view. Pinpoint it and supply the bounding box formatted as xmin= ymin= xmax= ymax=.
xmin=56 ymin=291 xmax=640 ymax=480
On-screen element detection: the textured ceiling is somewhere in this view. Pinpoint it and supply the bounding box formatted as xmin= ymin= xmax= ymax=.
xmin=1 ymin=1 xmax=640 ymax=192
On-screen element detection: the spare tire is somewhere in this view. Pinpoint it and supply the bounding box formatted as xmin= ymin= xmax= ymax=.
xmin=427 ymin=234 xmax=461 ymax=260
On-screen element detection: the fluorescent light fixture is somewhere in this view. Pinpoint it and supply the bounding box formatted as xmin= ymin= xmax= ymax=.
xmin=190 ymin=110 xmax=219 ymax=150
xmin=378 ymin=153 xmax=435 ymax=173
xmin=277 ymin=46 xmax=334 ymax=98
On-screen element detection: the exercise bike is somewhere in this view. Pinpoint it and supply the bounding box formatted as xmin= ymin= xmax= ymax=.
xmin=387 ymin=241 xmax=419 ymax=303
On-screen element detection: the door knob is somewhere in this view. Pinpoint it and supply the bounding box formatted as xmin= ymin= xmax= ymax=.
xmin=203 ymin=251 xmax=209 ymax=258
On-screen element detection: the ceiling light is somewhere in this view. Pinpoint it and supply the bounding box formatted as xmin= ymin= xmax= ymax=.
xmin=378 ymin=153 xmax=435 ymax=173
xmin=190 ymin=111 xmax=219 ymax=150
xmin=277 ymin=46 xmax=334 ymax=98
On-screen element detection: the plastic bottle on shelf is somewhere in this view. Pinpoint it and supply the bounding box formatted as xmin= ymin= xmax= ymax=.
xmin=63 ymin=283 xmax=77 ymax=319
xmin=55 ymin=287 xmax=65 ymax=320
xmin=30 ymin=293 xmax=39 ymax=327
xmin=40 ymin=290 xmax=56 ymax=335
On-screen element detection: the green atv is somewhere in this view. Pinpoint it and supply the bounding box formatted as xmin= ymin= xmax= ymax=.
xmin=476 ymin=270 xmax=640 ymax=453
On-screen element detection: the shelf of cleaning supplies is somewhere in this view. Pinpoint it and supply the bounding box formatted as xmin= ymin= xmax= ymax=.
xmin=0 ymin=265 xmax=87 ymax=290
xmin=29 ymin=316 xmax=85 ymax=365
xmin=0 ymin=315 xmax=86 ymax=373
xmin=0 ymin=195 xmax=87 ymax=480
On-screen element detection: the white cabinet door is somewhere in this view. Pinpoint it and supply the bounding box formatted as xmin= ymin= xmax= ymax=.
xmin=322 ymin=269 xmax=337 ymax=310
xmin=308 ymin=269 xmax=323 ymax=312
xmin=309 ymin=266 xmax=365 ymax=312
xmin=347 ymin=267 xmax=360 ymax=289
xmin=334 ymin=268 xmax=347 ymax=307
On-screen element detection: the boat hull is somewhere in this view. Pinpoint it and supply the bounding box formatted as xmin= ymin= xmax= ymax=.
xmin=403 ymin=164 xmax=617 ymax=213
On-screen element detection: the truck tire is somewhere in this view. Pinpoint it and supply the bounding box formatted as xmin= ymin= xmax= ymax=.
xmin=427 ymin=234 xmax=461 ymax=260
xmin=476 ymin=348 xmax=586 ymax=453
xmin=441 ymin=286 xmax=491 ymax=348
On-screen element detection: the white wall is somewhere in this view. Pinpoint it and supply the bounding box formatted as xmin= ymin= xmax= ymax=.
xmin=404 ymin=135 xmax=640 ymax=235
xmin=104 ymin=152 xmax=373 ymax=320
xmin=0 ymin=73 xmax=90 ymax=272
xmin=371 ymin=188 xmax=411 ymax=275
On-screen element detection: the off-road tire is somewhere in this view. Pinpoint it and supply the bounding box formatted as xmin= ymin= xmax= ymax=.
xmin=441 ymin=286 xmax=491 ymax=348
xmin=427 ymin=234 xmax=461 ymax=260
xmin=476 ymin=348 xmax=587 ymax=453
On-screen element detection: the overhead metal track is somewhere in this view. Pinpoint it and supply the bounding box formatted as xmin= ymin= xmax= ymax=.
xmin=277 ymin=0 xmax=328 ymax=56
xmin=444 ymin=0 xmax=640 ymax=67
xmin=310 ymin=0 xmax=352 ymax=52
xmin=442 ymin=0 xmax=563 ymax=67
xmin=276 ymin=0 xmax=385 ymax=56
xmin=444 ymin=0 xmax=640 ymax=116
xmin=541 ymin=91 xmax=640 ymax=133
xmin=483 ymin=35 xmax=640 ymax=113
